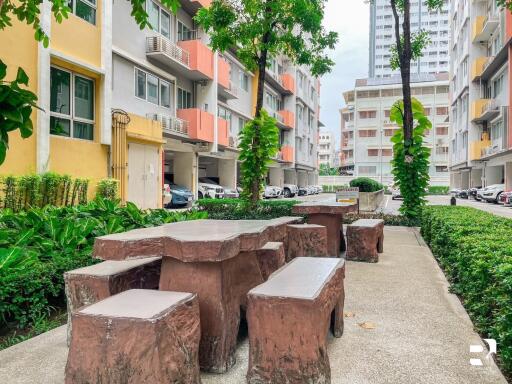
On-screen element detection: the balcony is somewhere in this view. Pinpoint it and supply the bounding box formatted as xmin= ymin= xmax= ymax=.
xmin=280 ymin=74 xmax=295 ymax=94
xmin=217 ymin=58 xmax=238 ymax=100
xmin=147 ymin=113 xmax=189 ymax=137
xmin=181 ymin=0 xmax=211 ymax=14
xmin=217 ymin=117 xmax=229 ymax=147
xmin=146 ymin=35 xmax=190 ymax=70
xmin=472 ymin=14 xmax=499 ymax=43
xmin=471 ymin=57 xmax=488 ymax=81
xmin=469 ymin=138 xmax=491 ymax=161
xmin=178 ymin=39 xmax=214 ymax=80
xmin=177 ymin=108 xmax=214 ymax=143
xmin=228 ymin=136 xmax=239 ymax=150
xmin=471 ymin=99 xmax=500 ymax=122
xmin=279 ymin=145 xmax=294 ymax=163
xmin=278 ymin=110 xmax=295 ymax=129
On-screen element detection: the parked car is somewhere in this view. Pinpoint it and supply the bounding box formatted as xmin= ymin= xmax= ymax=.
xmin=475 ymin=187 xmax=486 ymax=201
xmin=223 ymin=186 xmax=240 ymax=199
xmin=499 ymin=190 xmax=512 ymax=205
xmin=458 ymin=189 xmax=469 ymax=199
xmin=468 ymin=187 xmax=481 ymax=200
xmin=263 ymin=185 xmax=279 ymax=198
xmin=166 ymin=182 xmax=193 ymax=208
xmin=298 ymin=186 xmax=308 ymax=196
xmin=391 ymin=188 xmax=402 ymax=200
xmin=450 ymin=188 xmax=461 ymax=196
xmin=198 ymin=177 xmax=224 ymax=199
xmin=282 ymin=184 xmax=298 ymax=198
xmin=481 ymin=184 xmax=505 ymax=203
xmin=162 ymin=184 xmax=173 ymax=207
xmin=273 ymin=186 xmax=283 ymax=197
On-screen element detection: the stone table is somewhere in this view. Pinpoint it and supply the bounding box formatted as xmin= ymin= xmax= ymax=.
xmin=93 ymin=217 xmax=301 ymax=373
xmin=292 ymin=202 xmax=358 ymax=257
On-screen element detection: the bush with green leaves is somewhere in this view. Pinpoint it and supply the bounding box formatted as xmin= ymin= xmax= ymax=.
xmin=0 ymin=198 xmax=207 ymax=332
xmin=96 ymin=178 xmax=119 ymax=201
xmin=390 ymin=98 xmax=431 ymax=219
xmin=349 ymin=178 xmax=384 ymax=193
xmin=322 ymin=185 xmax=348 ymax=193
xmin=427 ymin=186 xmax=449 ymax=195
xmin=343 ymin=212 xmax=419 ymax=227
xmin=197 ymin=198 xmax=299 ymax=220
xmin=421 ymin=206 xmax=512 ymax=376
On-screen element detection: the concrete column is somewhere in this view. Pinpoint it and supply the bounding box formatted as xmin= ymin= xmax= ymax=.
xmin=307 ymin=172 xmax=316 ymax=185
xmin=218 ymin=158 xmax=237 ymax=189
xmin=461 ymin=171 xmax=470 ymax=189
xmin=297 ymin=171 xmax=307 ymax=187
xmin=505 ymin=162 xmax=512 ymax=190
xmin=268 ymin=167 xmax=284 ymax=186
xmin=486 ymin=165 xmax=504 ymax=185
xmin=173 ymin=152 xmax=197 ymax=196
xmin=470 ymin=168 xmax=483 ymax=188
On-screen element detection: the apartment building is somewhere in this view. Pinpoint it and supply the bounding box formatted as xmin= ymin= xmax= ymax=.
xmin=0 ymin=0 xmax=321 ymax=207
xmin=369 ymin=0 xmax=450 ymax=78
xmin=340 ymin=74 xmax=450 ymax=185
xmin=450 ymin=0 xmax=512 ymax=190
xmin=318 ymin=131 xmax=336 ymax=167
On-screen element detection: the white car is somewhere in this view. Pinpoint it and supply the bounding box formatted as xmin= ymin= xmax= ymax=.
xmin=162 ymin=184 xmax=172 ymax=206
xmin=273 ymin=186 xmax=283 ymax=197
xmin=263 ymin=185 xmax=278 ymax=198
xmin=282 ymin=184 xmax=298 ymax=198
xmin=198 ymin=177 xmax=224 ymax=199
xmin=481 ymin=184 xmax=505 ymax=203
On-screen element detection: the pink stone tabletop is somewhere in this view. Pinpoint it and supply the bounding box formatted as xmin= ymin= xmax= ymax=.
xmin=93 ymin=217 xmax=301 ymax=262
xmin=292 ymin=202 xmax=358 ymax=215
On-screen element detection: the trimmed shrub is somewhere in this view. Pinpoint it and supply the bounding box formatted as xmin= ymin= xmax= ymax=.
xmin=343 ymin=212 xmax=419 ymax=227
xmin=322 ymin=185 xmax=348 ymax=193
xmin=0 ymin=198 xmax=207 ymax=331
xmin=349 ymin=177 xmax=384 ymax=193
xmin=427 ymin=186 xmax=449 ymax=195
xmin=96 ymin=178 xmax=119 ymax=201
xmin=421 ymin=206 xmax=512 ymax=376
xmin=197 ymin=198 xmax=299 ymax=219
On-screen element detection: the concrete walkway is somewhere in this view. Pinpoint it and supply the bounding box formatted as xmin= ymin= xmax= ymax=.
xmin=0 ymin=227 xmax=507 ymax=384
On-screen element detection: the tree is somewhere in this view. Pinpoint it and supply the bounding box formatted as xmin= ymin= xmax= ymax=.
xmin=196 ymin=0 xmax=337 ymax=204
xmin=319 ymin=163 xmax=339 ymax=176
xmin=378 ymin=0 xmax=443 ymax=218
xmin=0 ymin=0 xmax=180 ymax=165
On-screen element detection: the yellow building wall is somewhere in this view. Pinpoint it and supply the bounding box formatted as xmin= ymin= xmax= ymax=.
xmin=51 ymin=9 xmax=102 ymax=68
xmin=0 ymin=18 xmax=38 ymax=175
xmin=48 ymin=58 xmax=108 ymax=199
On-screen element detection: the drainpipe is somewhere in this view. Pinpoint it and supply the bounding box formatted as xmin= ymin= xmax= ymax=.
xmin=213 ymin=51 xmax=219 ymax=153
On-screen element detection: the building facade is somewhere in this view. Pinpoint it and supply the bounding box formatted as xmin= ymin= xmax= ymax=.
xmin=340 ymin=74 xmax=450 ymax=185
xmin=369 ymin=0 xmax=450 ymax=78
xmin=318 ymin=131 xmax=336 ymax=167
xmin=449 ymin=0 xmax=512 ymax=190
xmin=0 ymin=0 xmax=321 ymax=207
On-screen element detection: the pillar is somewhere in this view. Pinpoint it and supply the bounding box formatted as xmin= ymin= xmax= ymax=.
xmin=174 ymin=152 xmax=198 ymax=196
xmin=219 ymin=158 xmax=237 ymax=189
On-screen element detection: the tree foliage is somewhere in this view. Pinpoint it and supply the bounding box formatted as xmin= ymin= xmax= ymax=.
xmin=0 ymin=60 xmax=38 ymax=165
xmin=196 ymin=0 xmax=337 ymax=203
xmin=319 ymin=163 xmax=339 ymax=176
xmin=390 ymin=98 xmax=431 ymax=218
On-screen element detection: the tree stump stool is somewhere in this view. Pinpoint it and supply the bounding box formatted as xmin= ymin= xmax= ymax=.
xmin=286 ymin=224 xmax=328 ymax=262
xmin=346 ymin=219 xmax=384 ymax=263
xmin=66 ymin=289 xmax=201 ymax=384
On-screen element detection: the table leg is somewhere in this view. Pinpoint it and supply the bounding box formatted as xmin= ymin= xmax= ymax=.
xmin=307 ymin=213 xmax=342 ymax=257
xmin=159 ymin=253 xmax=263 ymax=373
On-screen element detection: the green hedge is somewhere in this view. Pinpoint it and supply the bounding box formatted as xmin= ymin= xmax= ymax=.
xmin=0 ymin=198 xmax=207 ymax=331
xmin=197 ymin=198 xmax=299 ymax=219
xmin=343 ymin=212 xmax=419 ymax=227
xmin=421 ymin=206 xmax=512 ymax=376
xmin=322 ymin=185 xmax=348 ymax=193
xmin=427 ymin=186 xmax=449 ymax=195
xmin=349 ymin=177 xmax=384 ymax=193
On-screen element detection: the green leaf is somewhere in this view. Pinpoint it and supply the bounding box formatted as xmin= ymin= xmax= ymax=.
xmin=0 ymin=60 xmax=6 ymax=80
xmin=0 ymin=142 xmax=6 ymax=165
xmin=16 ymin=67 xmax=29 ymax=86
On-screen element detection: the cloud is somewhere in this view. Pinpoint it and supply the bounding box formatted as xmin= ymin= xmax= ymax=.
xmin=320 ymin=0 xmax=370 ymax=149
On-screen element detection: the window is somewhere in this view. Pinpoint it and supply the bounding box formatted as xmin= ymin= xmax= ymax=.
xmin=358 ymin=166 xmax=377 ymax=175
xmin=436 ymin=126 xmax=449 ymax=135
xmin=436 ymin=146 xmax=449 ymax=154
xmin=178 ymin=21 xmax=194 ymax=41
xmin=69 ymin=0 xmax=96 ymax=25
xmin=384 ymin=129 xmax=395 ymax=136
xmin=177 ymin=88 xmax=193 ymax=109
xmin=359 ymin=111 xmax=377 ymax=119
xmin=359 ymin=130 xmax=377 ymax=137
xmin=135 ymin=68 xmax=172 ymax=108
xmin=50 ymin=66 xmax=94 ymax=140
xmin=238 ymin=117 xmax=247 ymax=132
xmin=147 ymin=1 xmax=172 ymax=39
xmin=436 ymin=107 xmax=448 ymax=115
xmin=382 ymin=149 xmax=393 ymax=157
xmin=368 ymin=149 xmax=379 ymax=156
xmin=436 ymin=166 xmax=448 ymax=172
xmin=239 ymin=72 xmax=249 ymax=92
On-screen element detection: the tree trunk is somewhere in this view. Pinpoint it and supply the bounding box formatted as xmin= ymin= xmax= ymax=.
xmin=400 ymin=0 xmax=414 ymax=145
xmin=249 ymin=36 xmax=270 ymax=204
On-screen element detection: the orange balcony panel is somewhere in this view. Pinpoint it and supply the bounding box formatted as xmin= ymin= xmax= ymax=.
xmin=177 ymin=40 xmax=214 ymax=79
xmin=195 ymin=0 xmax=211 ymax=7
xmin=281 ymin=145 xmax=294 ymax=163
xmin=218 ymin=118 xmax=229 ymax=147
xmin=278 ymin=110 xmax=295 ymax=129
xmin=177 ymin=108 xmax=214 ymax=143
xmin=280 ymin=74 xmax=295 ymax=94
xmin=218 ymin=57 xmax=230 ymax=89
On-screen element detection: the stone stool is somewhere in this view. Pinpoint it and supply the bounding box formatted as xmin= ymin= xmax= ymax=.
xmin=247 ymin=257 xmax=345 ymax=384
xmin=286 ymin=224 xmax=328 ymax=261
xmin=346 ymin=219 xmax=384 ymax=263
xmin=64 ymin=257 xmax=162 ymax=343
xmin=255 ymin=242 xmax=286 ymax=281
xmin=66 ymin=289 xmax=201 ymax=384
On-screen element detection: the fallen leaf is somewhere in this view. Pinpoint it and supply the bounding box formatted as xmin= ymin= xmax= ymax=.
xmin=344 ymin=312 xmax=355 ymax=318
xmin=358 ymin=322 xmax=376 ymax=329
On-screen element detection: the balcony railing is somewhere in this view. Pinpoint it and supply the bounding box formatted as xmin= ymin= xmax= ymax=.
xmin=469 ymin=137 xmax=491 ymax=161
xmin=146 ymin=113 xmax=189 ymax=136
xmin=146 ymin=36 xmax=190 ymax=67
xmin=471 ymin=57 xmax=488 ymax=81
xmin=178 ymin=29 xmax=200 ymax=42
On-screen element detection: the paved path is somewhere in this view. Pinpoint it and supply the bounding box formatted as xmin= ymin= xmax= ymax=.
xmin=0 ymin=227 xmax=506 ymax=384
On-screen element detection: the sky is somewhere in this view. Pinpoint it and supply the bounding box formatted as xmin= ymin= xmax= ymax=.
xmin=320 ymin=0 xmax=370 ymax=150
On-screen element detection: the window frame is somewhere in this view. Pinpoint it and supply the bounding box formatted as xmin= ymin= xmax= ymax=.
xmin=50 ymin=65 xmax=95 ymax=141
xmin=69 ymin=0 xmax=97 ymax=25
xmin=134 ymin=67 xmax=173 ymax=109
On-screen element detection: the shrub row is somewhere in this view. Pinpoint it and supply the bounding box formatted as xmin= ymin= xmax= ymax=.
xmin=322 ymin=185 xmax=348 ymax=193
xmin=0 ymin=198 xmax=207 ymax=330
xmin=343 ymin=212 xmax=419 ymax=227
xmin=421 ymin=206 xmax=512 ymax=376
xmin=349 ymin=177 xmax=384 ymax=193
xmin=427 ymin=185 xmax=449 ymax=195
xmin=196 ymin=198 xmax=299 ymax=220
